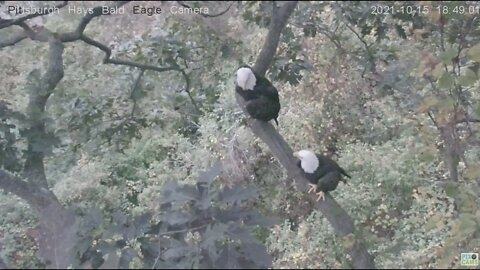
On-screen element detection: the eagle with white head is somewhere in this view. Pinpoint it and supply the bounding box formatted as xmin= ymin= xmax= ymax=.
xmin=293 ymin=149 xmax=350 ymax=201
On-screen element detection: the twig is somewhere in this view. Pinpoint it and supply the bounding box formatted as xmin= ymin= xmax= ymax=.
xmin=428 ymin=111 xmax=439 ymax=129
xmin=79 ymin=35 xmax=180 ymax=72
xmin=344 ymin=22 xmax=376 ymax=74
xmin=130 ymin=69 xmax=145 ymax=118
xmin=180 ymin=69 xmax=200 ymax=113
xmin=79 ymin=35 xmax=200 ymax=114
xmin=159 ymin=223 xmax=209 ymax=237
xmin=151 ymin=239 xmax=162 ymax=269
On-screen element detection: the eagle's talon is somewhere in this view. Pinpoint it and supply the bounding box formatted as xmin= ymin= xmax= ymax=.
xmin=307 ymin=184 xmax=317 ymax=194
xmin=315 ymin=191 xmax=326 ymax=202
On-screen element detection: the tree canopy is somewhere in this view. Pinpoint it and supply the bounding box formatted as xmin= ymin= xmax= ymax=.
xmin=0 ymin=1 xmax=479 ymax=269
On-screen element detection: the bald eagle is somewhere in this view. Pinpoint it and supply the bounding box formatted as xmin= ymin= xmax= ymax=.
xmin=293 ymin=150 xmax=350 ymax=201
xmin=235 ymin=65 xmax=280 ymax=125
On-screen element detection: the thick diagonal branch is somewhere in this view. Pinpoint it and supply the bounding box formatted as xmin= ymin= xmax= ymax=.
xmin=235 ymin=1 xmax=375 ymax=268
xmin=0 ymin=169 xmax=60 ymax=212
xmin=23 ymin=38 xmax=64 ymax=189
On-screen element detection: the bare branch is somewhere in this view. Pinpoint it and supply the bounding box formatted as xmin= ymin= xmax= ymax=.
xmin=59 ymin=1 xmax=130 ymax=42
xmin=79 ymin=35 xmax=200 ymax=113
xmin=79 ymin=35 xmax=180 ymax=72
xmin=176 ymin=1 xmax=233 ymax=18
xmin=0 ymin=1 xmax=68 ymax=29
xmin=236 ymin=1 xmax=375 ymax=268
xmin=344 ymin=22 xmax=376 ymax=74
xmin=75 ymin=1 xmax=129 ymax=36
xmin=427 ymin=111 xmax=440 ymax=129
xmin=1 ymin=1 xmax=130 ymax=46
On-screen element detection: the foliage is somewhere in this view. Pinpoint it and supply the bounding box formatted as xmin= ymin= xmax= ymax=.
xmin=34 ymin=166 xmax=275 ymax=269
xmin=1 ymin=1 xmax=480 ymax=269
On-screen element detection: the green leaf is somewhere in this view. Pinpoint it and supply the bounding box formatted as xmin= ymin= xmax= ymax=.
xmin=439 ymin=48 xmax=457 ymax=64
xmin=219 ymin=185 xmax=257 ymax=204
xmin=459 ymin=69 xmax=478 ymax=87
xmin=432 ymin=63 xmax=444 ymax=79
xmin=458 ymin=213 xmax=478 ymax=238
xmin=241 ymin=243 xmax=273 ymax=268
xmin=203 ymin=223 xmax=226 ymax=252
xmin=282 ymin=26 xmax=295 ymax=42
xmin=91 ymin=251 xmax=105 ymax=269
xmin=215 ymin=245 xmax=241 ymax=269
xmin=197 ymin=160 xmax=222 ymax=187
xmin=37 ymin=206 xmax=80 ymax=269
xmin=438 ymin=97 xmax=455 ymax=110
xmin=444 ymin=182 xmax=458 ymax=198
xmin=438 ymin=72 xmax=454 ymax=89
xmin=467 ymin=43 xmax=480 ymax=62
xmin=221 ymin=45 xmax=233 ymax=59
xmin=303 ymin=24 xmax=317 ymax=37
xmin=226 ymin=225 xmax=256 ymax=243
xmin=118 ymin=248 xmax=135 ymax=269
xmin=100 ymin=251 xmax=120 ymax=269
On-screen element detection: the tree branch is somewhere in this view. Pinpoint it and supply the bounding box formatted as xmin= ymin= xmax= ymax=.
xmin=0 ymin=1 xmax=68 ymax=29
xmin=0 ymin=1 xmax=130 ymax=47
xmin=79 ymin=35 xmax=180 ymax=72
xmin=23 ymin=37 xmax=64 ymax=190
xmin=344 ymin=22 xmax=376 ymax=75
xmin=79 ymin=35 xmax=200 ymax=113
xmin=235 ymin=1 xmax=375 ymax=268
xmin=0 ymin=169 xmax=60 ymax=212
xmin=59 ymin=1 xmax=130 ymax=42
xmin=254 ymin=2 xmax=298 ymax=77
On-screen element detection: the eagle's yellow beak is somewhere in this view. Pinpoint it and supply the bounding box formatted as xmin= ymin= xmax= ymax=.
xmin=293 ymin=151 xmax=299 ymax=158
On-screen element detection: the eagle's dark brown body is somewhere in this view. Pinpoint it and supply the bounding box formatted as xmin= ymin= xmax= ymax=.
xmin=235 ymin=66 xmax=280 ymax=125
xmin=294 ymin=150 xmax=350 ymax=201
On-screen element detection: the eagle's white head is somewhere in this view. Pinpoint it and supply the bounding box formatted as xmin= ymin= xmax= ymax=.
xmin=236 ymin=67 xmax=256 ymax=91
xmin=293 ymin=150 xmax=319 ymax=174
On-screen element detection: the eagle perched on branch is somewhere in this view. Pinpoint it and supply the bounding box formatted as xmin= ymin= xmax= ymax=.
xmin=235 ymin=65 xmax=281 ymax=126
xmin=294 ymin=150 xmax=350 ymax=201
